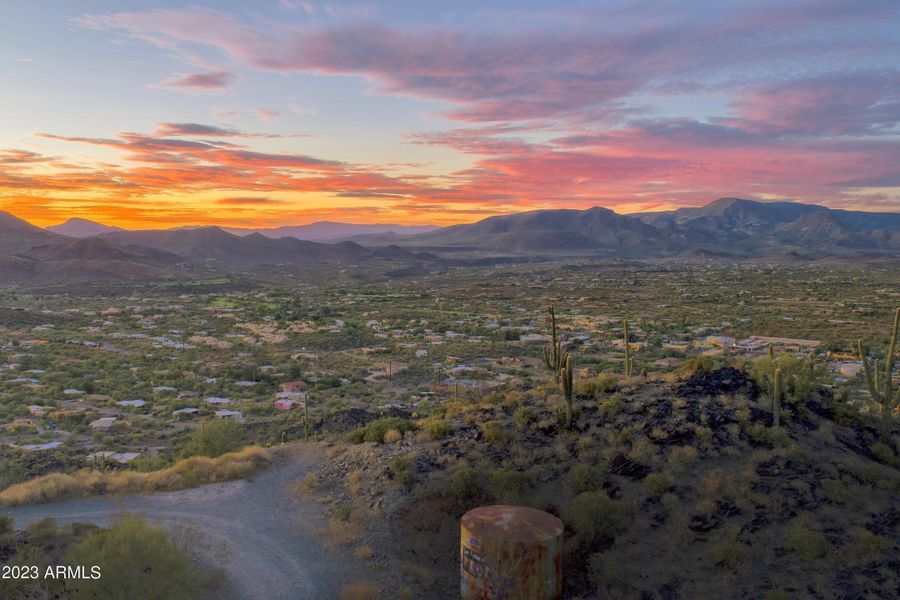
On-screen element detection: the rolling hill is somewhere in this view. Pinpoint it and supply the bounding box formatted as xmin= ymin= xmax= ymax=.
xmin=46 ymin=217 xmax=123 ymax=238
xmin=222 ymin=221 xmax=438 ymax=241
xmin=0 ymin=211 xmax=66 ymax=254
xmin=358 ymin=198 xmax=900 ymax=258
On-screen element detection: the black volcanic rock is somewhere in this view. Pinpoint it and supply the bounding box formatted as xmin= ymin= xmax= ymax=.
xmin=676 ymin=367 xmax=760 ymax=399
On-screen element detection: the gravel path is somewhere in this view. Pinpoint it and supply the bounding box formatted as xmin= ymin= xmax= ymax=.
xmin=1 ymin=444 xmax=360 ymax=600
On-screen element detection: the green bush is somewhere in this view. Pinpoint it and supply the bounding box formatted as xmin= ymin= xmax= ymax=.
xmin=599 ymin=395 xmax=623 ymax=418
xmin=577 ymin=373 xmax=619 ymax=399
xmin=819 ymin=479 xmax=850 ymax=504
xmin=678 ymin=356 xmax=716 ymax=379
xmin=514 ymin=406 xmax=536 ymax=428
xmin=489 ymin=468 xmax=532 ymax=503
xmin=64 ymin=516 xmax=211 ymax=600
xmin=349 ymin=418 xmax=417 ymax=444
xmin=869 ymin=442 xmax=896 ymax=466
xmin=587 ymin=552 xmax=627 ymax=591
xmin=783 ymin=522 xmax=830 ymax=560
xmin=567 ymin=464 xmax=602 ymax=495
xmin=390 ymin=456 xmax=416 ymax=490
xmin=187 ymin=418 xmax=241 ymax=458
xmin=481 ymin=420 xmax=512 ymax=445
xmin=564 ymin=492 xmax=631 ymax=544
xmin=448 ymin=466 xmax=486 ymax=502
xmin=643 ymin=472 xmax=673 ymax=494
xmin=705 ymin=542 xmax=747 ymax=570
xmin=422 ymin=418 xmax=451 ymax=440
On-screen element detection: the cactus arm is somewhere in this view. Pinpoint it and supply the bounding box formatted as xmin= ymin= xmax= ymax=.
xmin=773 ymin=368 xmax=782 ymax=428
xmin=882 ymin=308 xmax=899 ymax=428
xmin=560 ymin=354 xmax=574 ymax=428
xmin=858 ymin=339 xmax=881 ymax=403
xmin=623 ymin=320 xmax=633 ymax=381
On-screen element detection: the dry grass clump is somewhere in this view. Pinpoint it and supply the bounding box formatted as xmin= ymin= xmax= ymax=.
xmin=340 ymin=580 xmax=380 ymax=600
xmin=0 ymin=446 xmax=271 ymax=507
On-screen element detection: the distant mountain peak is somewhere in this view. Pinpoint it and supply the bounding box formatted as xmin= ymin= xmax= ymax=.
xmin=46 ymin=217 xmax=122 ymax=238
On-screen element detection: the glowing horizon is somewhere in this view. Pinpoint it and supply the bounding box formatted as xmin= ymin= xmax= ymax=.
xmin=2 ymin=1 xmax=899 ymax=229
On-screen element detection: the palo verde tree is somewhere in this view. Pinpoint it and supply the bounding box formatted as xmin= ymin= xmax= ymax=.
xmin=857 ymin=307 xmax=899 ymax=440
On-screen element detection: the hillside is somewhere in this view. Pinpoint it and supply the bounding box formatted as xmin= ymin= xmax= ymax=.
xmin=296 ymin=366 xmax=900 ymax=599
xmin=0 ymin=211 xmax=66 ymax=254
xmin=359 ymin=199 xmax=900 ymax=258
xmin=99 ymin=227 xmax=373 ymax=266
xmin=224 ymin=221 xmax=438 ymax=241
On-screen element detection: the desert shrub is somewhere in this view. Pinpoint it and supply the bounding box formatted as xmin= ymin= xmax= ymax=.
xmin=448 ymin=466 xmax=487 ymax=502
xmin=333 ymin=503 xmax=352 ymax=521
xmin=578 ymin=373 xmax=619 ymax=399
xmin=869 ymin=442 xmax=896 ymax=465
xmin=705 ymin=542 xmax=747 ymax=569
xmin=599 ymin=395 xmax=623 ymax=418
xmin=340 ymin=580 xmax=380 ymax=600
xmin=0 ymin=446 xmax=271 ymax=506
xmin=422 ymin=418 xmax=451 ymax=440
xmin=64 ymin=516 xmax=208 ymax=600
xmin=514 ymin=406 xmax=536 ymax=428
xmin=643 ymin=472 xmax=673 ymax=494
xmin=347 ymin=470 xmax=363 ymax=496
xmin=390 ymin=456 xmax=415 ymax=490
xmin=783 ymin=522 xmax=829 ymax=560
xmin=0 ymin=515 xmax=15 ymax=555
xmin=587 ymin=552 xmax=627 ymax=591
xmin=567 ymin=464 xmax=602 ymax=495
xmin=349 ymin=418 xmax=417 ymax=444
xmin=678 ymin=356 xmax=716 ymax=379
xmin=745 ymin=423 xmax=790 ymax=447
xmin=819 ymin=479 xmax=850 ymax=504
xmin=564 ymin=492 xmax=631 ymax=544
xmin=489 ymin=468 xmax=532 ymax=503
xmin=186 ymin=418 xmax=241 ymax=458
xmin=481 ymin=420 xmax=512 ymax=445
xmin=383 ymin=429 xmax=402 ymax=444
xmin=848 ymin=528 xmax=890 ymax=560
xmin=667 ymin=445 xmax=699 ymax=467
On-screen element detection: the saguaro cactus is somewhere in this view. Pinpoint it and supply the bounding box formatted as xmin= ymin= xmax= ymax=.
xmin=560 ymin=354 xmax=574 ymax=429
xmin=543 ymin=305 xmax=563 ymax=383
xmin=623 ymin=320 xmax=635 ymax=381
xmin=303 ymin=395 xmax=310 ymax=442
xmin=772 ymin=368 xmax=782 ymax=428
xmin=857 ymin=307 xmax=899 ymax=439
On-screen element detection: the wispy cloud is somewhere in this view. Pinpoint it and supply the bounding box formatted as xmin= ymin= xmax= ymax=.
xmin=254 ymin=107 xmax=282 ymax=122
xmin=152 ymin=70 xmax=235 ymax=92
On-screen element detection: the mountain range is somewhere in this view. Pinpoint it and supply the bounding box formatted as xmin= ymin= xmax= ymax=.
xmin=1 ymin=198 xmax=898 ymax=284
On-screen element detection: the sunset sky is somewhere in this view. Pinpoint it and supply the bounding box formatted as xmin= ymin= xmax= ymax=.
xmin=1 ymin=1 xmax=899 ymax=229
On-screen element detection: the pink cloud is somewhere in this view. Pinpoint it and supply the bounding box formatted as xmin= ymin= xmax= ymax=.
xmin=255 ymin=107 xmax=282 ymax=121
xmin=153 ymin=70 xmax=235 ymax=92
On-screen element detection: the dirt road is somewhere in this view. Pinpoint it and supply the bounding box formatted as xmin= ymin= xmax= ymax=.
xmin=1 ymin=444 xmax=361 ymax=600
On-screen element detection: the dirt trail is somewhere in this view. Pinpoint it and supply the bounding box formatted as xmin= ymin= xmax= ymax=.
xmin=1 ymin=444 xmax=362 ymax=600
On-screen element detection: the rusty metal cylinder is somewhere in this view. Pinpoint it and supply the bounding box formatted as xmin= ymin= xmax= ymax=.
xmin=460 ymin=505 xmax=564 ymax=600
